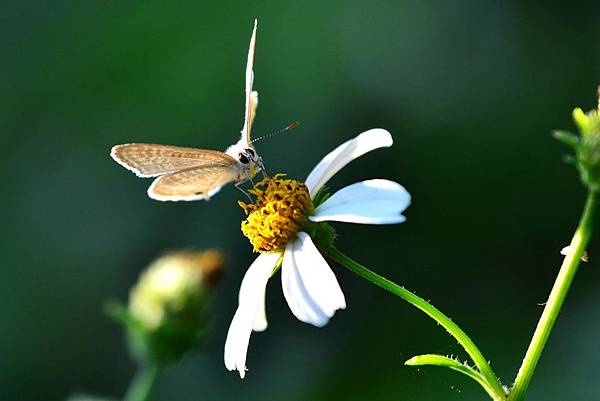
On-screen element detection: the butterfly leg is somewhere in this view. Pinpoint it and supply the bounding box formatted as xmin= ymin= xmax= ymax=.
xmin=246 ymin=170 xmax=255 ymax=186
xmin=235 ymin=179 xmax=253 ymax=201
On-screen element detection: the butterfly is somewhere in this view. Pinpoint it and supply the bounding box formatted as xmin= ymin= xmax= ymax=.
xmin=111 ymin=19 xmax=264 ymax=201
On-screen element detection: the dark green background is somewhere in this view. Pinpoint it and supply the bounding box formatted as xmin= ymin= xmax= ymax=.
xmin=2 ymin=1 xmax=600 ymax=400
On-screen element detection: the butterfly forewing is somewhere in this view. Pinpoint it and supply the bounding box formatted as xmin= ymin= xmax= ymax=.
xmin=111 ymin=144 xmax=237 ymax=177
xmin=248 ymin=91 xmax=258 ymax=134
xmin=241 ymin=20 xmax=257 ymax=145
xmin=148 ymin=165 xmax=240 ymax=201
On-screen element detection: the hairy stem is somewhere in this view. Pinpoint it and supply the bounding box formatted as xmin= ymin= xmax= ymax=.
xmin=327 ymin=247 xmax=506 ymax=401
xmin=508 ymin=190 xmax=599 ymax=401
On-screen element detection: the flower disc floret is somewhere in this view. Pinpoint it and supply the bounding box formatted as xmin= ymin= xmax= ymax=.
xmin=240 ymin=174 xmax=314 ymax=253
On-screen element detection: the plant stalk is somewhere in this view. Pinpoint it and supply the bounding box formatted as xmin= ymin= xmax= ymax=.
xmin=508 ymin=190 xmax=599 ymax=401
xmin=123 ymin=363 xmax=160 ymax=401
xmin=327 ymin=246 xmax=506 ymax=401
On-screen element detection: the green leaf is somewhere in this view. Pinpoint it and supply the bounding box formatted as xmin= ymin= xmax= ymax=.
xmin=103 ymin=298 xmax=140 ymax=329
xmin=405 ymin=354 xmax=498 ymax=397
xmin=553 ymin=130 xmax=580 ymax=149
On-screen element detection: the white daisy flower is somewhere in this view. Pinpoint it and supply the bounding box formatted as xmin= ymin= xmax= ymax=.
xmin=224 ymin=128 xmax=411 ymax=378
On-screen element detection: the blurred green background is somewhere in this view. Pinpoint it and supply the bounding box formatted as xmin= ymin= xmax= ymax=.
xmin=2 ymin=0 xmax=600 ymax=400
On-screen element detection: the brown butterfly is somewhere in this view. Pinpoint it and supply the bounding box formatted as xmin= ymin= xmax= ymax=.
xmin=111 ymin=19 xmax=264 ymax=201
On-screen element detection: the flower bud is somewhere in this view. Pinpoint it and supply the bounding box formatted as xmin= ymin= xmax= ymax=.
xmin=555 ymin=88 xmax=600 ymax=191
xmin=118 ymin=250 xmax=224 ymax=364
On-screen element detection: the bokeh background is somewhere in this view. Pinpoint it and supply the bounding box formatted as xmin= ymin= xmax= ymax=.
xmin=3 ymin=1 xmax=600 ymax=400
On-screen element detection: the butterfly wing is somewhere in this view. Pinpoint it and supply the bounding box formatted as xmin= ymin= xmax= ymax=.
xmin=147 ymin=164 xmax=240 ymax=201
xmin=248 ymin=90 xmax=258 ymax=136
xmin=240 ymin=19 xmax=258 ymax=145
xmin=111 ymin=143 xmax=236 ymax=177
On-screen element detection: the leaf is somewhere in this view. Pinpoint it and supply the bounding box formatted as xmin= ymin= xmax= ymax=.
xmin=405 ymin=354 xmax=491 ymax=392
xmin=553 ymin=130 xmax=580 ymax=149
xmin=103 ymin=298 xmax=141 ymax=329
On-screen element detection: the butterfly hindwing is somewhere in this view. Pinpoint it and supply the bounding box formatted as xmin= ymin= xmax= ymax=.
xmin=147 ymin=165 xmax=240 ymax=201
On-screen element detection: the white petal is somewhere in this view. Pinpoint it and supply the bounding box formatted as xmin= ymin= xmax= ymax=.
xmin=252 ymin=285 xmax=268 ymax=332
xmin=224 ymin=252 xmax=279 ymax=378
xmin=281 ymin=242 xmax=328 ymax=326
xmin=237 ymin=253 xmax=272 ymax=332
xmin=305 ymin=129 xmax=393 ymax=196
xmin=311 ymin=179 xmax=411 ymax=224
xmin=281 ymin=233 xmax=346 ymax=327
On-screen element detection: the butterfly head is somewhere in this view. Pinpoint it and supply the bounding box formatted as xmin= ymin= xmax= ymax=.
xmin=238 ymin=147 xmax=259 ymax=165
xmin=226 ymin=140 xmax=264 ymax=178
xmin=239 ymin=147 xmax=265 ymax=179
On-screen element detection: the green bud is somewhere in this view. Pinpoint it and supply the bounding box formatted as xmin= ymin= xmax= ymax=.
xmin=118 ymin=250 xmax=223 ymax=365
xmin=556 ymin=88 xmax=600 ymax=192
xmin=303 ymin=221 xmax=337 ymax=254
xmin=572 ymin=107 xmax=591 ymax=137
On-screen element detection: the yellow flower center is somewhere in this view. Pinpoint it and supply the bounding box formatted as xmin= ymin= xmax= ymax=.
xmin=239 ymin=174 xmax=314 ymax=253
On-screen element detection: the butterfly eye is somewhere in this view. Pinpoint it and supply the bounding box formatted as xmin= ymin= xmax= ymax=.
xmin=239 ymin=154 xmax=250 ymax=164
xmin=246 ymin=148 xmax=255 ymax=158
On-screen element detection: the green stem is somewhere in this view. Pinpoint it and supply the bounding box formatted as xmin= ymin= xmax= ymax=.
xmin=508 ymin=190 xmax=599 ymax=401
xmin=123 ymin=364 xmax=160 ymax=401
xmin=327 ymin=246 xmax=506 ymax=401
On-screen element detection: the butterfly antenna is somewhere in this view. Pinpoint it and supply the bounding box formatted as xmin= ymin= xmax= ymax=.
xmin=250 ymin=121 xmax=300 ymax=145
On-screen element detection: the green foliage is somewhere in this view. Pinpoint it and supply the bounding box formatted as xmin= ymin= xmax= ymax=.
xmin=555 ymin=102 xmax=600 ymax=192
